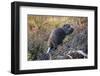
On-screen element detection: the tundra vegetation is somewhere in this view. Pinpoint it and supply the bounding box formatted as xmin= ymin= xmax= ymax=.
xmin=28 ymin=15 xmax=88 ymax=60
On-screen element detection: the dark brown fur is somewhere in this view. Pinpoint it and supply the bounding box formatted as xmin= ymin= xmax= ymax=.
xmin=47 ymin=24 xmax=74 ymax=53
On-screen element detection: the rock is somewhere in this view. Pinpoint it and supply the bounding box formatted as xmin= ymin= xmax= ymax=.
xmin=67 ymin=50 xmax=87 ymax=59
xmin=37 ymin=53 xmax=50 ymax=60
xmin=56 ymin=55 xmax=65 ymax=59
xmin=70 ymin=28 xmax=88 ymax=54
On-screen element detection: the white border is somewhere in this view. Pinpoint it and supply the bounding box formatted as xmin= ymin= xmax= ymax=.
xmin=20 ymin=6 xmax=94 ymax=70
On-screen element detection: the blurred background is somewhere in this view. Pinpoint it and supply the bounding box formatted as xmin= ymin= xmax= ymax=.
xmin=27 ymin=15 xmax=88 ymax=60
